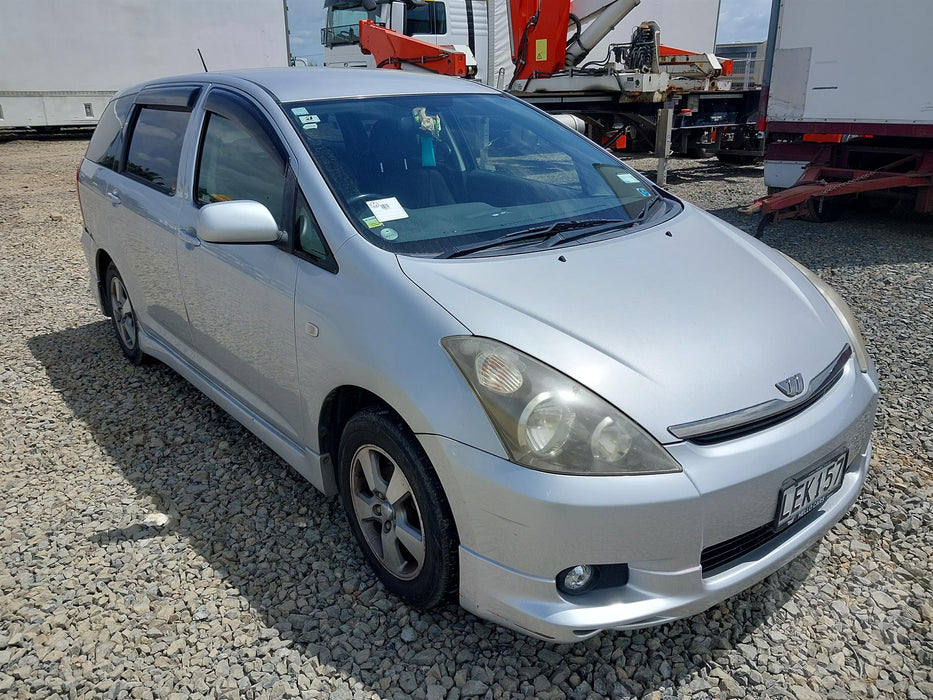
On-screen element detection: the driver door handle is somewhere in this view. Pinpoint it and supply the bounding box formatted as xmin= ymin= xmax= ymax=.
xmin=106 ymin=191 xmax=121 ymax=206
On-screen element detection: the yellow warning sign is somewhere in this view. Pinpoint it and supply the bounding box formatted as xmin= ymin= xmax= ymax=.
xmin=535 ymin=38 xmax=548 ymax=62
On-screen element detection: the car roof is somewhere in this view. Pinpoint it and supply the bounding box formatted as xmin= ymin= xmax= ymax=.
xmin=135 ymin=67 xmax=497 ymax=103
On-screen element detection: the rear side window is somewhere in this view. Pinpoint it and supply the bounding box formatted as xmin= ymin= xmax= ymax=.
xmin=85 ymin=95 xmax=135 ymax=170
xmin=125 ymin=107 xmax=190 ymax=194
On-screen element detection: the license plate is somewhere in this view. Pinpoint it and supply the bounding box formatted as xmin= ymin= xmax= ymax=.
xmin=774 ymin=451 xmax=848 ymax=531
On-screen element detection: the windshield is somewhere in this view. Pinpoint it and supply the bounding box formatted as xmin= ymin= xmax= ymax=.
xmin=324 ymin=4 xmax=377 ymax=46
xmin=285 ymin=93 xmax=679 ymax=257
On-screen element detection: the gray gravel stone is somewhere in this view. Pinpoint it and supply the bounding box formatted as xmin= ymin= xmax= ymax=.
xmin=459 ymin=679 xmax=488 ymax=697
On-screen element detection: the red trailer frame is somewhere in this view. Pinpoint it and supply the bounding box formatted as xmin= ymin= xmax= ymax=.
xmin=744 ymin=139 xmax=933 ymax=229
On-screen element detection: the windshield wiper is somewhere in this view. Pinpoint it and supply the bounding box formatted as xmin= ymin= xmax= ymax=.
xmin=548 ymin=195 xmax=663 ymax=247
xmin=633 ymin=192 xmax=662 ymax=222
xmin=441 ymin=219 xmax=627 ymax=259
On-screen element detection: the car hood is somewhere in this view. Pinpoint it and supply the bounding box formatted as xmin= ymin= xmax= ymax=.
xmin=398 ymin=204 xmax=849 ymax=443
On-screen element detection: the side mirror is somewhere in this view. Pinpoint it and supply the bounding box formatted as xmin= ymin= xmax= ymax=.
xmin=196 ymin=200 xmax=280 ymax=244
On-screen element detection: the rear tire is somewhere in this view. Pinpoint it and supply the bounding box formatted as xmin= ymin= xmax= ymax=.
xmin=104 ymin=263 xmax=146 ymax=365
xmin=337 ymin=408 xmax=458 ymax=609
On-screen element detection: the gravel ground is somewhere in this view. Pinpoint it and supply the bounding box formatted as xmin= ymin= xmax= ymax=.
xmin=1 ymin=136 xmax=931 ymax=699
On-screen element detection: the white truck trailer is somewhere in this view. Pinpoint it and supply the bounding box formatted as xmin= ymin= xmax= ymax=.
xmin=753 ymin=0 xmax=933 ymax=223
xmin=0 ymin=0 xmax=291 ymax=129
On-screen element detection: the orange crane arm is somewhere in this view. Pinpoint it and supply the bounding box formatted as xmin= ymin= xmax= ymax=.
xmin=358 ymin=20 xmax=468 ymax=77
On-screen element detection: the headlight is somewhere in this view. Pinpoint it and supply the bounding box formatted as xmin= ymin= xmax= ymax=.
xmin=442 ymin=336 xmax=682 ymax=475
xmin=781 ymin=254 xmax=870 ymax=373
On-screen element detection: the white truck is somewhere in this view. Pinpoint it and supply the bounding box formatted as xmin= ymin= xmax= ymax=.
xmin=755 ymin=0 xmax=933 ymax=222
xmin=0 ymin=0 xmax=291 ymax=129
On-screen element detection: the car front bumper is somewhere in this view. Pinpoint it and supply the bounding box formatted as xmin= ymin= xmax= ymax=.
xmin=418 ymin=359 xmax=877 ymax=642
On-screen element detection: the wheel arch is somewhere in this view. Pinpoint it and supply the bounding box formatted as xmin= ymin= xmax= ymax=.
xmin=317 ymin=385 xmax=406 ymax=483
xmin=314 ymin=383 xmax=464 ymax=524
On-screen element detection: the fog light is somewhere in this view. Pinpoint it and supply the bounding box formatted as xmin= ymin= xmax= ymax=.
xmin=558 ymin=564 xmax=597 ymax=595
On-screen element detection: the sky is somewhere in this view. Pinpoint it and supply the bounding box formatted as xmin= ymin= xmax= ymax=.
xmin=286 ymin=0 xmax=772 ymax=64
xmin=716 ymin=0 xmax=772 ymax=44
xmin=287 ymin=1 xmax=325 ymax=64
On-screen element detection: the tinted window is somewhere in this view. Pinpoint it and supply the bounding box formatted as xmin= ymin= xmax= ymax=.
xmin=85 ymin=95 xmax=135 ymax=171
xmin=196 ymin=111 xmax=287 ymax=226
xmin=125 ymin=107 xmax=190 ymax=194
xmin=406 ymin=2 xmax=446 ymax=35
xmin=434 ymin=3 xmax=447 ymax=33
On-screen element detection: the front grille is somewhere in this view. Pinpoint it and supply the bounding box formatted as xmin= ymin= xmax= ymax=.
xmin=701 ymin=524 xmax=775 ymax=575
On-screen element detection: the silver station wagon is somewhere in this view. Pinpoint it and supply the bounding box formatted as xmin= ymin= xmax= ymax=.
xmin=77 ymin=68 xmax=878 ymax=642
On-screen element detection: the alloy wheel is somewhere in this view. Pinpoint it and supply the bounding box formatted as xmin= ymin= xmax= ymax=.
xmin=109 ymin=275 xmax=137 ymax=351
xmin=348 ymin=444 xmax=425 ymax=580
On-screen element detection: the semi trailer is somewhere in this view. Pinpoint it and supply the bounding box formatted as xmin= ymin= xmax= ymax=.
xmin=0 ymin=0 xmax=291 ymax=130
xmin=749 ymin=0 xmax=933 ymax=225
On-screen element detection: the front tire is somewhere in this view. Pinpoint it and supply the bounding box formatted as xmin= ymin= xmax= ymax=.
xmin=337 ymin=408 xmax=458 ymax=609
xmin=104 ymin=263 xmax=146 ymax=365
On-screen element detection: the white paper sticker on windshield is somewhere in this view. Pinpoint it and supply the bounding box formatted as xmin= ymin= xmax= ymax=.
xmin=291 ymin=107 xmax=309 ymax=116
xmin=617 ymin=173 xmax=639 ymax=184
xmin=365 ymin=197 xmax=409 ymax=222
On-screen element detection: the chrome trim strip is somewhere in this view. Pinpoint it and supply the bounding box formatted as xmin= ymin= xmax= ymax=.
xmin=668 ymin=345 xmax=852 ymax=441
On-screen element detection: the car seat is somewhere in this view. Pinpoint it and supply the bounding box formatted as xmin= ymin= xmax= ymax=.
xmin=364 ymin=116 xmax=455 ymax=209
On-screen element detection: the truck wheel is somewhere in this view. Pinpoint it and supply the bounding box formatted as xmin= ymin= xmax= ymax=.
xmin=338 ymin=408 xmax=458 ymax=609
xmin=104 ymin=263 xmax=147 ymax=365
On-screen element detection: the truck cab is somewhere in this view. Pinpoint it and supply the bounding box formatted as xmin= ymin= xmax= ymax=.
xmin=323 ymin=0 xmax=490 ymax=81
